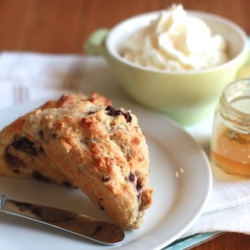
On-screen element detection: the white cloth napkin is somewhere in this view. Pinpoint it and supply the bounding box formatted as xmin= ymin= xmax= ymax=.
xmin=1 ymin=51 xmax=250 ymax=238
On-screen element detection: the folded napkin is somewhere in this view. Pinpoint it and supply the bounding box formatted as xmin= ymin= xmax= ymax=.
xmin=1 ymin=51 xmax=250 ymax=240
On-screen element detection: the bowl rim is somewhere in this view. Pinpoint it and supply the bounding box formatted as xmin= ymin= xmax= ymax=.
xmin=106 ymin=10 xmax=249 ymax=75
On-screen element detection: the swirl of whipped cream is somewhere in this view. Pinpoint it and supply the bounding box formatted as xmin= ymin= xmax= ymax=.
xmin=120 ymin=4 xmax=228 ymax=71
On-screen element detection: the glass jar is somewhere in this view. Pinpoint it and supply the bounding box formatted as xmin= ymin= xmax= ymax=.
xmin=211 ymin=78 xmax=250 ymax=177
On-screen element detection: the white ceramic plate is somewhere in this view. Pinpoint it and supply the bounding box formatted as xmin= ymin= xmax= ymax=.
xmin=0 ymin=99 xmax=212 ymax=250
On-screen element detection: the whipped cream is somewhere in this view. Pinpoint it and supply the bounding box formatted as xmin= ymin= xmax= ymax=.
xmin=120 ymin=4 xmax=228 ymax=71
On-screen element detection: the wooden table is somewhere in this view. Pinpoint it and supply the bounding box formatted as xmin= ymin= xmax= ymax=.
xmin=1 ymin=0 xmax=250 ymax=249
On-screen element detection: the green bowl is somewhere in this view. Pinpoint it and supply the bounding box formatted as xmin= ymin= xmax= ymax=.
xmin=85 ymin=11 xmax=249 ymax=125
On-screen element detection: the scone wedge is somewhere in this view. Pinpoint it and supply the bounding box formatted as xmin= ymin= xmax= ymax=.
xmin=0 ymin=93 xmax=153 ymax=229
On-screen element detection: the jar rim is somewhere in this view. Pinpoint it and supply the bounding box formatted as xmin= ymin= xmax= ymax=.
xmin=223 ymin=78 xmax=250 ymax=114
xmin=219 ymin=78 xmax=250 ymax=131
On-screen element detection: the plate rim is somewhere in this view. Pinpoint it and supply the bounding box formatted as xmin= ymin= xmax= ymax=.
xmin=114 ymin=98 xmax=212 ymax=249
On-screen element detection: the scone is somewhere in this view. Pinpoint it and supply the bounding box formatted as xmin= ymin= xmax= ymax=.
xmin=0 ymin=93 xmax=153 ymax=229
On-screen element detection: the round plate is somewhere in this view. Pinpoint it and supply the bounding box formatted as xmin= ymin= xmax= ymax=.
xmin=0 ymin=99 xmax=212 ymax=250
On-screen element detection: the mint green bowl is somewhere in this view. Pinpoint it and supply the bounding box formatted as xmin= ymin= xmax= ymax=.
xmin=85 ymin=11 xmax=249 ymax=125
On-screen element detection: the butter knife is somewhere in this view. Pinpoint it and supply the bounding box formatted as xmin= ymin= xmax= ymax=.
xmin=0 ymin=195 xmax=124 ymax=245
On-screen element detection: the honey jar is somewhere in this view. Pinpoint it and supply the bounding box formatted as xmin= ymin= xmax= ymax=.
xmin=211 ymin=78 xmax=250 ymax=177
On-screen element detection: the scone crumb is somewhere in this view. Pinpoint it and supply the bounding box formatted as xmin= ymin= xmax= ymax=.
xmin=139 ymin=187 xmax=153 ymax=211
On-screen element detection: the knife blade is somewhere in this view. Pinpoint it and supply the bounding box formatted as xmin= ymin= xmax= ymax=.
xmin=0 ymin=195 xmax=124 ymax=245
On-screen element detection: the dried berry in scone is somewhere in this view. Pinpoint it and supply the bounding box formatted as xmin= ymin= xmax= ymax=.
xmin=25 ymin=100 xmax=153 ymax=229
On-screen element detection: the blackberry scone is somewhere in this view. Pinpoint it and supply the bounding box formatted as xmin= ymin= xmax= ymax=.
xmin=0 ymin=93 xmax=153 ymax=229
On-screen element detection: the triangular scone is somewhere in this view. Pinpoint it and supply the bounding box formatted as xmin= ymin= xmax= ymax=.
xmin=0 ymin=92 xmax=111 ymax=186
xmin=0 ymin=93 xmax=153 ymax=229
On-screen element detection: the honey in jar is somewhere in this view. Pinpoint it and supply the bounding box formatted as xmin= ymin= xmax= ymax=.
xmin=211 ymin=79 xmax=250 ymax=177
